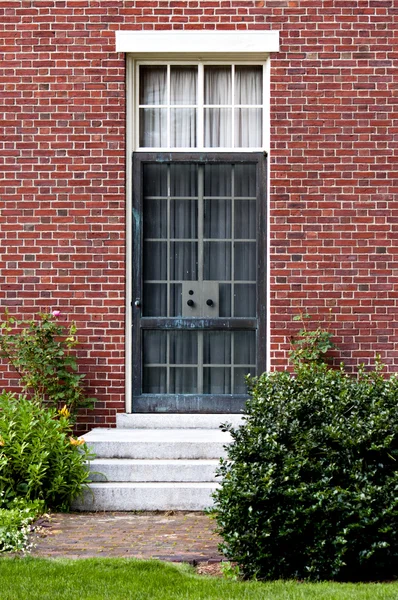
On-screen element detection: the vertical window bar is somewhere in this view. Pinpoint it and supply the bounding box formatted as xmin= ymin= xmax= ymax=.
xmin=166 ymin=331 xmax=170 ymax=394
xmin=166 ymin=165 xmax=171 ymax=317
xmin=231 ymin=165 xmax=235 ymax=316
xmin=197 ymin=63 xmax=204 ymax=149
xmin=166 ymin=65 xmax=171 ymax=149
xmin=231 ymin=65 xmax=235 ymax=149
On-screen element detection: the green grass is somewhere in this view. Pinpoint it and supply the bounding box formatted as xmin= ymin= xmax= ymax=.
xmin=0 ymin=558 xmax=397 ymax=600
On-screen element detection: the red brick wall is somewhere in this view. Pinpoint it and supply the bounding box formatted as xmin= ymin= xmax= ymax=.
xmin=0 ymin=1 xmax=396 ymax=429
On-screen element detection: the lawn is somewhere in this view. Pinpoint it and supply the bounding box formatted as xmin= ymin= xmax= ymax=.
xmin=0 ymin=558 xmax=397 ymax=600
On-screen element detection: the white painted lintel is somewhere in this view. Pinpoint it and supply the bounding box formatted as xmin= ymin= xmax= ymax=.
xmin=116 ymin=30 xmax=280 ymax=56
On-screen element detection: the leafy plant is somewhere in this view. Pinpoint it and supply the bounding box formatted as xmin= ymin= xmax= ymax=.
xmin=0 ymin=310 xmax=95 ymax=419
xmin=289 ymin=312 xmax=335 ymax=366
xmin=0 ymin=391 xmax=94 ymax=510
xmin=213 ymin=361 xmax=398 ymax=581
xmin=0 ymin=496 xmax=43 ymax=553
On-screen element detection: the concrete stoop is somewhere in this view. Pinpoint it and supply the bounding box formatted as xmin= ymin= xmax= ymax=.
xmin=73 ymin=414 xmax=242 ymax=511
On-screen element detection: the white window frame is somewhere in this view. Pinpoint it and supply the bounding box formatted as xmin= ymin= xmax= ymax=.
xmin=120 ymin=30 xmax=279 ymax=412
xmin=135 ymin=61 xmax=267 ymax=152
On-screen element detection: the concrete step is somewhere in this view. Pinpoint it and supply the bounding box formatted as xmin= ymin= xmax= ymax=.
xmin=83 ymin=428 xmax=230 ymax=459
xmin=89 ymin=458 xmax=219 ymax=482
xmin=116 ymin=413 xmax=243 ymax=429
xmin=73 ymin=482 xmax=218 ymax=511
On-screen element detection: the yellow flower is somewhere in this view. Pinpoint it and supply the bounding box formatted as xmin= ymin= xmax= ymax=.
xmin=59 ymin=405 xmax=71 ymax=419
xmin=0 ymin=436 xmax=4 ymax=447
xmin=69 ymin=436 xmax=85 ymax=446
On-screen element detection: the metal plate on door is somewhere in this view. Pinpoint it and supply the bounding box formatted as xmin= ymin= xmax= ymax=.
xmin=182 ymin=282 xmax=219 ymax=318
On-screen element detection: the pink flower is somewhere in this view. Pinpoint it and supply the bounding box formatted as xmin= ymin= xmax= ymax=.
xmin=52 ymin=310 xmax=61 ymax=318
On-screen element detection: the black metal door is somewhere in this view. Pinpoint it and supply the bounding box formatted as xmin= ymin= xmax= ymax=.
xmin=132 ymin=153 xmax=266 ymax=412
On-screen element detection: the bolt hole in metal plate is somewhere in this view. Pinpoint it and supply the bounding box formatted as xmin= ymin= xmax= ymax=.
xmin=182 ymin=282 xmax=219 ymax=317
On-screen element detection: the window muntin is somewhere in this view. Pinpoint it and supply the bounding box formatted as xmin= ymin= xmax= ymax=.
xmin=137 ymin=63 xmax=264 ymax=151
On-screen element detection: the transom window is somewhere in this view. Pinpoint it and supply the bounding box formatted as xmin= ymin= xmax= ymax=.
xmin=137 ymin=63 xmax=264 ymax=150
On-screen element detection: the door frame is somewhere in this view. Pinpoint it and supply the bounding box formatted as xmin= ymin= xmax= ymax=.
xmin=131 ymin=152 xmax=267 ymax=413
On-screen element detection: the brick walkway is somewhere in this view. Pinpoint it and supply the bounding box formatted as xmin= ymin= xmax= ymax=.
xmin=31 ymin=512 xmax=223 ymax=563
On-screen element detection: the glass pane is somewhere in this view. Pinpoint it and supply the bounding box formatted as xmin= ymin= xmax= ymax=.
xmin=143 ymin=283 xmax=167 ymax=317
xmin=171 ymin=200 xmax=197 ymax=239
xmin=144 ymin=199 xmax=167 ymax=239
xmin=170 ymin=368 xmax=197 ymax=394
xmin=170 ymin=331 xmax=198 ymax=364
xmin=233 ymin=368 xmax=251 ymax=394
xmin=139 ymin=66 xmax=167 ymax=105
xmin=204 ymin=66 xmax=231 ymax=104
xmin=144 ymin=241 xmax=167 ymax=280
xmin=143 ymin=331 xmax=167 ymax=364
xmin=234 ymin=242 xmax=256 ymax=281
xmin=234 ymin=108 xmax=262 ymax=147
xmin=203 ymin=332 xmax=231 ymax=364
xmin=234 ymin=284 xmax=256 ymax=317
xmin=234 ymin=164 xmax=257 ymax=197
xmin=171 ymin=109 xmax=197 ymax=147
xmin=170 ymin=242 xmax=198 ymax=280
xmin=203 ymin=368 xmax=231 ymax=394
xmin=140 ymin=108 xmax=167 ymax=147
xmin=204 ymin=200 xmax=231 ymax=239
xmin=204 ymin=242 xmax=231 ymax=281
xmin=204 ymin=108 xmax=232 ymax=147
xmin=143 ymin=164 xmax=167 ymax=197
xmin=204 ymin=164 xmax=232 ymax=196
xmin=170 ymin=284 xmax=182 ymax=317
xmin=171 ymin=66 xmax=197 ymax=104
xmin=170 ymin=164 xmax=198 ymax=197
xmin=235 ymin=200 xmax=256 ymax=239
xmin=235 ymin=66 xmax=262 ymax=105
xmin=234 ymin=331 xmax=256 ymax=364
xmin=219 ymin=283 xmax=232 ymax=317
xmin=143 ymin=368 xmax=167 ymax=394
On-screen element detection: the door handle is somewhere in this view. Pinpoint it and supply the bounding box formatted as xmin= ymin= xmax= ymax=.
xmin=134 ymin=299 xmax=141 ymax=308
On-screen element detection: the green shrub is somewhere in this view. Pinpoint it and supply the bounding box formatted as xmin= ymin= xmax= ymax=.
xmin=213 ymin=362 xmax=398 ymax=581
xmin=0 ymin=391 xmax=93 ymax=510
xmin=0 ymin=497 xmax=44 ymax=553
xmin=0 ymin=310 xmax=95 ymax=419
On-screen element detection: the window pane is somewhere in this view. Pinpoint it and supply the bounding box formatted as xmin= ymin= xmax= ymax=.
xmin=233 ymin=368 xmax=251 ymax=394
xmin=203 ymin=332 xmax=231 ymax=364
xmin=235 ymin=66 xmax=262 ymax=105
xmin=144 ymin=199 xmax=167 ymax=239
xmin=234 ymin=331 xmax=256 ymax=364
xmin=144 ymin=241 xmax=167 ymax=280
xmin=204 ymin=200 xmax=232 ymax=239
xmin=170 ymin=284 xmax=182 ymax=317
xmin=204 ymin=164 xmax=232 ymax=196
xmin=204 ymin=108 xmax=232 ymax=147
xmin=170 ymin=368 xmax=197 ymax=394
xmin=234 ymin=108 xmax=262 ymax=147
xmin=234 ymin=242 xmax=256 ymax=281
xmin=171 ymin=199 xmax=197 ymax=239
xmin=170 ymin=331 xmax=198 ymax=364
xmin=143 ymin=331 xmax=167 ymax=364
xmin=143 ymin=164 xmax=168 ymax=197
xmin=219 ymin=284 xmax=232 ymax=317
xmin=234 ymin=284 xmax=256 ymax=317
xmin=140 ymin=108 xmax=167 ymax=147
xmin=170 ymin=66 xmax=197 ymax=104
xmin=170 ymin=242 xmax=198 ymax=280
xmin=204 ymin=242 xmax=231 ymax=281
xmin=234 ymin=164 xmax=257 ymax=197
xmin=139 ymin=66 xmax=167 ymax=105
xmin=143 ymin=283 xmax=167 ymax=317
xmin=170 ymin=164 xmax=198 ymax=196
xmin=204 ymin=66 xmax=231 ymax=104
xmin=234 ymin=200 xmax=256 ymax=239
xmin=203 ymin=368 xmax=231 ymax=394
xmin=171 ymin=108 xmax=196 ymax=147
xmin=143 ymin=368 xmax=167 ymax=394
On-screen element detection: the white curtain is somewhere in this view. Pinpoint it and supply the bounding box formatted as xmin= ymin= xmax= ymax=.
xmin=140 ymin=65 xmax=262 ymax=148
